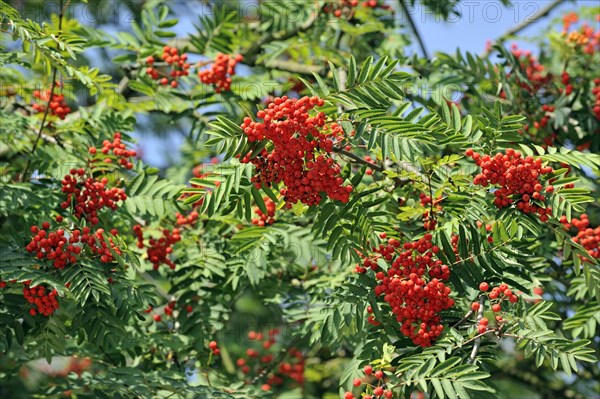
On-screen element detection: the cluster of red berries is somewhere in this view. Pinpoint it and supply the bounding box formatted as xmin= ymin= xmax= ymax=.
xmin=562 ymin=14 xmax=600 ymax=55
xmin=252 ymin=197 xmax=276 ymax=226
xmin=561 ymin=214 xmax=600 ymax=259
xmin=240 ymin=96 xmax=352 ymax=206
xmin=134 ymin=225 xmax=181 ymax=270
xmin=61 ymin=169 xmax=127 ymax=225
xmin=198 ymin=53 xmax=243 ymax=93
xmin=359 ymin=234 xmax=454 ymax=347
xmin=84 ymin=228 xmax=122 ymax=263
xmin=323 ymin=0 xmax=358 ymax=18
xmin=344 ymin=365 xmax=394 ymax=399
xmin=324 ymin=0 xmax=391 ymax=18
xmin=558 ymin=71 xmax=574 ymax=96
xmin=536 ymin=105 xmax=553 ymax=130
xmin=592 ymin=78 xmax=600 ymax=120
xmin=419 ymin=193 xmax=442 ymax=209
xmin=32 ymin=85 xmax=71 ymax=119
xmin=238 ymin=330 xmax=304 ymax=391
xmin=145 ymin=46 xmax=190 ymax=88
xmin=26 ymin=222 xmax=81 ymax=269
xmin=146 ymin=298 xmax=195 ymax=322
xmin=89 ymin=132 xmax=137 ymax=169
xmin=56 ymin=357 xmax=93 ymax=378
xmin=509 ymin=44 xmax=551 ymax=93
xmin=474 ymin=282 xmax=518 ymax=333
xmin=23 ymin=281 xmax=59 ymax=316
xmin=466 ymin=148 xmax=556 ymax=221
xmin=175 ymin=210 xmax=199 ymax=226
xmin=420 ymin=193 xmax=443 ymax=231
xmin=208 ymin=341 xmax=220 ymax=356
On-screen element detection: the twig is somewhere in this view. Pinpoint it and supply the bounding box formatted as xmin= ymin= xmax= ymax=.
xmin=334 ymin=147 xmax=384 ymax=172
xmin=468 ymin=295 xmax=486 ymax=364
xmin=451 ymin=309 xmax=474 ymax=329
xmin=498 ymin=0 xmax=564 ymax=41
xmin=21 ymin=0 xmax=69 ymax=181
xmin=398 ymin=0 xmax=429 ymax=58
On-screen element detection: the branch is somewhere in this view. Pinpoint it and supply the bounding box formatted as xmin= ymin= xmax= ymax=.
xmin=21 ymin=0 xmax=68 ymax=182
xmin=334 ymin=147 xmax=384 ymax=172
xmin=397 ymin=0 xmax=429 ymax=58
xmin=493 ymin=0 xmax=564 ymax=45
xmin=468 ymin=295 xmax=486 ymax=364
xmin=451 ymin=309 xmax=474 ymax=329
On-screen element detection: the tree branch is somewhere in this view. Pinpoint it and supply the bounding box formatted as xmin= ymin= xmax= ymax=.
xmin=398 ymin=0 xmax=429 ymax=58
xmin=493 ymin=0 xmax=564 ymax=45
xmin=21 ymin=0 xmax=68 ymax=182
xmin=468 ymin=295 xmax=486 ymax=364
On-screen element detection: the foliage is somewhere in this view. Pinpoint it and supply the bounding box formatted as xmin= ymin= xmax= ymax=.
xmin=0 ymin=1 xmax=598 ymax=399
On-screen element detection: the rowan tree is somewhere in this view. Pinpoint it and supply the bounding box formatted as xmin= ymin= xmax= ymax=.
xmin=0 ymin=1 xmax=599 ymax=398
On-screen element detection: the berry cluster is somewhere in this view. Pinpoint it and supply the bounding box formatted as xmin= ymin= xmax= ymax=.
xmin=359 ymin=234 xmax=454 ymax=347
xmin=209 ymin=341 xmax=220 ymax=356
xmin=592 ymin=78 xmax=600 ymax=120
xmin=240 ymin=96 xmax=352 ymax=206
xmin=252 ymin=197 xmax=276 ymax=226
xmin=475 ymin=282 xmax=518 ymax=332
xmin=509 ymin=45 xmax=551 ymax=93
xmin=84 ymin=228 xmax=122 ymax=263
xmin=89 ymin=132 xmax=137 ymax=169
xmin=198 ymin=54 xmax=243 ymax=93
xmin=344 ymin=365 xmax=394 ymax=399
xmin=134 ymin=225 xmax=181 ymax=270
xmin=26 ymin=222 xmax=81 ymax=269
xmin=23 ymin=281 xmax=59 ymax=316
xmin=175 ymin=210 xmax=199 ymax=226
xmin=147 ymin=297 xmax=195 ymax=322
xmin=145 ymin=46 xmax=190 ymax=88
xmin=323 ymin=0 xmax=391 ymax=18
xmin=466 ymin=148 xmax=555 ymax=221
xmin=562 ymin=15 xmax=600 ymax=55
xmin=420 ymin=193 xmax=443 ymax=231
xmin=323 ymin=0 xmax=357 ymax=18
xmin=32 ymin=85 xmax=71 ymax=119
xmin=61 ymin=169 xmax=127 ymax=225
xmin=561 ymin=214 xmax=600 ymax=259
xmin=238 ymin=329 xmax=304 ymax=391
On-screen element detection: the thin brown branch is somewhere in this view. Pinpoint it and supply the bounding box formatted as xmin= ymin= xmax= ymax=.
xmin=21 ymin=0 xmax=67 ymax=181
xmin=451 ymin=309 xmax=474 ymax=329
xmin=334 ymin=147 xmax=384 ymax=172
xmin=398 ymin=0 xmax=429 ymax=58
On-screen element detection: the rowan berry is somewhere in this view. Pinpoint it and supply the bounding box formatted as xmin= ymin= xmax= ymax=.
xmin=22 ymin=282 xmax=59 ymax=316
xmin=198 ymin=53 xmax=242 ymax=92
xmin=361 ymin=234 xmax=453 ymax=346
xmin=252 ymin=197 xmax=277 ymax=226
xmin=240 ymin=96 xmax=351 ymax=206
xmin=467 ymin=149 xmax=555 ymax=220
xmin=32 ymin=84 xmax=71 ymax=119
